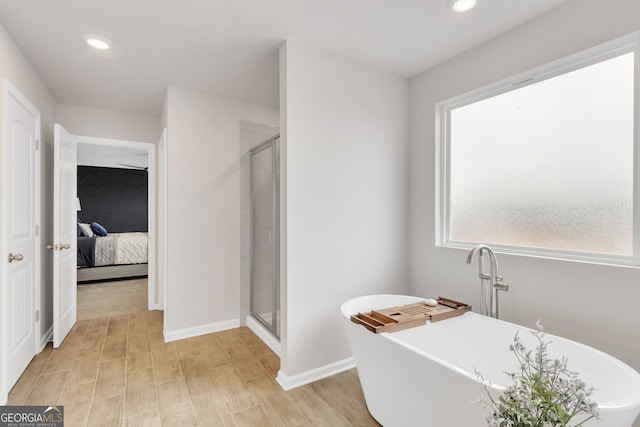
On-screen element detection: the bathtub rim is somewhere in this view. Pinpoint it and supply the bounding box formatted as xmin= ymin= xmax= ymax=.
xmin=342 ymin=294 xmax=640 ymax=412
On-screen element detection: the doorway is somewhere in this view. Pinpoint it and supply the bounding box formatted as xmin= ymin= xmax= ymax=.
xmin=74 ymin=135 xmax=158 ymax=311
xmin=250 ymin=135 xmax=280 ymax=339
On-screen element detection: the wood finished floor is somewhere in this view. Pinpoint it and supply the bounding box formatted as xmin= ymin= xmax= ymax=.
xmin=9 ymin=280 xmax=379 ymax=427
xmin=77 ymin=278 xmax=148 ymax=320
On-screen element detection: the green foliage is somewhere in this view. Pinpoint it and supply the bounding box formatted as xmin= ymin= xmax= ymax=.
xmin=475 ymin=321 xmax=599 ymax=427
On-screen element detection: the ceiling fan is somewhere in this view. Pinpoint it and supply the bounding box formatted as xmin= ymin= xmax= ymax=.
xmin=117 ymin=163 xmax=148 ymax=171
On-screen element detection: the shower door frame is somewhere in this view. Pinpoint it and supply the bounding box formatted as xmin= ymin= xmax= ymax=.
xmin=249 ymin=135 xmax=280 ymax=339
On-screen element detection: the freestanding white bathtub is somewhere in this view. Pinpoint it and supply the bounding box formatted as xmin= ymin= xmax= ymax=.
xmin=342 ymin=295 xmax=640 ymax=427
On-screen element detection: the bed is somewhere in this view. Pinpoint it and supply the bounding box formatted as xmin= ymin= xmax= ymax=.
xmin=77 ymin=232 xmax=148 ymax=282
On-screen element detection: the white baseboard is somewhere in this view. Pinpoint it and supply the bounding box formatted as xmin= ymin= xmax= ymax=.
xmin=276 ymin=357 xmax=356 ymax=391
xmin=0 ymin=391 xmax=6 ymax=406
xmin=163 ymin=318 xmax=240 ymax=342
xmin=246 ymin=315 xmax=280 ymax=356
xmin=39 ymin=325 xmax=53 ymax=351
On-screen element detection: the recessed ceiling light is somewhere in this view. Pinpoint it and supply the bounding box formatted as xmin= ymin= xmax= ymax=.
xmin=84 ymin=35 xmax=110 ymax=50
xmin=451 ymin=0 xmax=477 ymax=12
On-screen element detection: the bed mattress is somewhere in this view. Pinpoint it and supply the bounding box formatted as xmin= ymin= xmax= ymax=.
xmin=78 ymin=232 xmax=148 ymax=267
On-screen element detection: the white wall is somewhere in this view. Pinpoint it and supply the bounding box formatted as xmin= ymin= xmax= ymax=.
xmin=0 ymin=22 xmax=57 ymax=400
xmin=163 ymin=87 xmax=278 ymax=337
xmin=278 ymin=42 xmax=409 ymax=385
xmin=409 ymin=0 xmax=640 ymax=402
xmin=57 ymin=103 xmax=160 ymax=143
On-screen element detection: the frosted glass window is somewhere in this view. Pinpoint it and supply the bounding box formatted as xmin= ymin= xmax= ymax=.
xmin=439 ymin=37 xmax=638 ymax=265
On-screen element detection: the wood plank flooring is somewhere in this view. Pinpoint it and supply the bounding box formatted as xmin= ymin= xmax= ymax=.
xmin=77 ymin=279 xmax=148 ymax=320
xmin=9 ymin=280 xmax=380 ymax=427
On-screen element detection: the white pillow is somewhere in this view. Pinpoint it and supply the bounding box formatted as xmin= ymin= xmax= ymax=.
xmin=78 ymin=223 xmax=94 ymax=237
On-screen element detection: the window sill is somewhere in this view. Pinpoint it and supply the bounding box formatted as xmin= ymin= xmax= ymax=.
xmin=438 ymin=240 xmax=640 ymax=269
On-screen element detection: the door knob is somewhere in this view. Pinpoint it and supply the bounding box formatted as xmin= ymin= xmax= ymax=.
xmin=46 ymin=244 xmax=70 ymax=250
xmin=8 ymin=253 xmax=24 ymax=263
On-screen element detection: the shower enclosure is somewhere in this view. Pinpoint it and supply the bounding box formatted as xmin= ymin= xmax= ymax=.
xmin=250 ymin=136 xmax=280 ymax=338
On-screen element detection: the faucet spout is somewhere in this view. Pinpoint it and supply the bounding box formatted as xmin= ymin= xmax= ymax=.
xmin=466 ymin=243 xmax=492 ymax=265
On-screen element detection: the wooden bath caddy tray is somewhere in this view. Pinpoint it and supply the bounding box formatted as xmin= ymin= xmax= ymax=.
xmin=351 ymin=297 xmax=471 ymax=333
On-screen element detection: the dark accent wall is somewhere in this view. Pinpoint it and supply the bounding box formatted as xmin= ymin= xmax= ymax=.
xmin=77 ymin=166 xmax=148 ymax=233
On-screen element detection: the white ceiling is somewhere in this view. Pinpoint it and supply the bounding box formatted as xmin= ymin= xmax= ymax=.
xmin=0 ymin=0 xmax=569 ymax=115
xmin=77 ymin=144 xmax=148 ymax=170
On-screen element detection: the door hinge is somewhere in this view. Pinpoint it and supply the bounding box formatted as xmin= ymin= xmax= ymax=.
xmin=35 ymin=225 xmax=39 ymax=236
xmin=35 ymin=310 xmax=40 ymax=322
xmin=35 ymin=139 xmax=40 ymax=151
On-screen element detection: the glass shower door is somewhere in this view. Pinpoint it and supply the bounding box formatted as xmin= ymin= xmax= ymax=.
xmin=250 ymin=137 xmax=279 ymax=338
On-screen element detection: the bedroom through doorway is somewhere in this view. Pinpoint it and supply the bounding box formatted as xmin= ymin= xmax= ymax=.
xmin=74 ymin=135 xmax=158 ymax=319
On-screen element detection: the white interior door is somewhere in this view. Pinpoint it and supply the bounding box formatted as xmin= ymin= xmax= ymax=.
xmin=53 ymin=124 xmax=77 ymax=348
xmin=2 ymin=81 xmax=40 ymax=391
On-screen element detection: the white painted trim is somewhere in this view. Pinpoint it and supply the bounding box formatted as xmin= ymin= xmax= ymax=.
xmin=163 ymin=318 xmax=240 ymax=343
xmin=275 ymin=357 xmax=356 ymax=391
xmin=1 ymin=79 xmax=42 ymax=403
xmin=158 ymin=128 xmax=168 ymax=335
xmin=158 ymin=129 xmax=167 ymax=314
xmin=246 ymin=315 xmax=280 ymax=356
xmin=146 ymin=143 xmax=157 ymax=310
xmin=0 ymin=392 xmax=6 ymax=406
xmin=39 ymin=325 xmax=53 ymax=352
xmin=74 ymin=135 xmax=160 ymax=310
